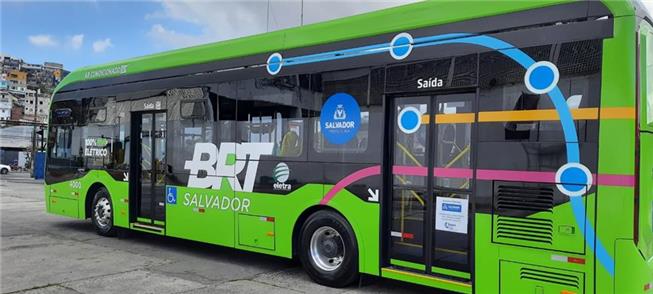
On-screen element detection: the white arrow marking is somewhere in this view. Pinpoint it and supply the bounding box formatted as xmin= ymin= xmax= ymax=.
xmin=367 ymin=188 xmax=379 ymax=202
xmin=123 ymin=172 xmax=129 ymax=181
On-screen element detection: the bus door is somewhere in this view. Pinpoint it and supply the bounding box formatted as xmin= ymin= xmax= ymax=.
xmin=387 ymin=92 xmax=474 ymax=281
xmin=132 ymin=111 xmax=167 ymax=228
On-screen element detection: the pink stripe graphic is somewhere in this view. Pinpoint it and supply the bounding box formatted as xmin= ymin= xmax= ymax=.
xmin=392 ymin=165 xmax=428 ymax=176
xmin=319 ymin=165 xmax=636 ymax=205
xmin=595 ymin=174 xmax=636 ymax=187
xmin=320 ymin=165 xmax=381 ymax=205
xmin=477 ymin=169 xmax=556 ymax=183
xmin=434 ymin=167 xmax=473 ymax=179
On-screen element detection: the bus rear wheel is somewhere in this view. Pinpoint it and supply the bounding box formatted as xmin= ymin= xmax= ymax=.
xmin=91 ymin=188 xmax=117 ymax=237
xmin=299 ymin=210 xmax=358 ymax=288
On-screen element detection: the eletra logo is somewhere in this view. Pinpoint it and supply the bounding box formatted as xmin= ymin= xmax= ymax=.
xmin=273 ymin=162 xmax=291 ymax=191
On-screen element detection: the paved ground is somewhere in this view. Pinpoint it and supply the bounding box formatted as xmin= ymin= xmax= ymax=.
xmin=0 ymin=173 xmax=437 ymax=294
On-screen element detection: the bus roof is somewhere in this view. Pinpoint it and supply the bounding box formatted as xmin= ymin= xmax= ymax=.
xmin=54 ymin=0 xmax=638 ymax=94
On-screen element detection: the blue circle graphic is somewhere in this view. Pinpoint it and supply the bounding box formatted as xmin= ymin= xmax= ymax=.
xmin=556 ymin=162 xmax=592 ymax=197
xmin=320 ymin=93 xmax=361 ymax=145
xmin=392 ymin=36 xmax=411 ymax=57
xmin=560 ymin=166 xmax=587 ymax=193
xmin=397 ymin=107 xmax=422 ymax=134
xmin=267 ymin=53 xmax=283 ymax=75
xmin=530 ymin=66 xmax=555 ymax=90
xmin=525 ymin=61 xmax=559 ymax=94
xmin=390 ymin=33 xmax=413 ymax=60
xmin=400 ymin=110 xmax=419 ymax=130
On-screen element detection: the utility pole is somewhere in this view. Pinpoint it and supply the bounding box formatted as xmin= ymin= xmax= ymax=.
xmin=30 ymin=89 xmax=38 ymax=177
xmin=300 ymin=0 xmax=304 ymax=26
xmin=266 ymin=0 xmax=270 ymax=33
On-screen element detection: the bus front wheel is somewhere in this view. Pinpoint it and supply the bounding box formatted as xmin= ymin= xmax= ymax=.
xmin=91 ymin=188 xmax=117 ymax=237
xmin=299 ymin=210 xmax=359 ymax=288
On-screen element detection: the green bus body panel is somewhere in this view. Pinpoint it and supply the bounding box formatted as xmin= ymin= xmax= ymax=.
xmin=596 ymin=14 xmax=639 ymax=292
xmin=45 ymin=171 xmax=130 ymax=228
xmin=500 ymin=261 xmax=585 ymax=294
xmin=166 ymin=185 xmax=237 ymax=247
xmin=476 ymin=194 xmax=597 ymax=294
xmin=238 ymin=214 xmax=275 ymax=250
xmin=615 ymin=240 xmax=653 ymax=293
xmin=48 ymin=196 xmax=78 ymax=218
xmin=490 ymin=196 xmax=588 ymax=253
xmin=52 ymin=0 xmax=596 ymax=93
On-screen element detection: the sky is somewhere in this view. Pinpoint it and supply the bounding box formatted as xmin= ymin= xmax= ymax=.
xmin=1 ymin=0 xmax=652 ymax=71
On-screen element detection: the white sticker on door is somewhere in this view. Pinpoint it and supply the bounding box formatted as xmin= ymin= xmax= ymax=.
xmin=435 ymin=197 xmax=469 ymax=234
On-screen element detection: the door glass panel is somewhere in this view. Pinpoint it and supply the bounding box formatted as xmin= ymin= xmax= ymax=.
xmin=153 ymin=112 xmax=166 ymax=220
xmin=393 ymin=96 xmax=429 ymax=187
xmin=391 ymin=189 xmax=427 ymax=263
xmin=432 ymin=93 xmax=473 ymax=275
xmin=433 ymin=192 xmax=470 ymax=272
xmin=434 ymin=94 xmax=474 ymax=189
xmin=140 ymin=113 xmax=153 ymax=218
xmin=390 ymin=96 xmax=430 ymax=263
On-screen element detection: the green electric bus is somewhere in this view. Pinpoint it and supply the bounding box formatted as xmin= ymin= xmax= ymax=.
xmin=45 ymin=0 xmax=653 ymax=292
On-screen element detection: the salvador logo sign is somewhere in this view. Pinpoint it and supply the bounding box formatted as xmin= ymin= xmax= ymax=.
xmin=319 ymin=93 xmax=361 ymax=145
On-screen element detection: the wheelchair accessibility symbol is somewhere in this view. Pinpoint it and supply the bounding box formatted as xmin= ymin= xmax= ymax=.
xmin=166 ymin=187 xmax=177 ymax=205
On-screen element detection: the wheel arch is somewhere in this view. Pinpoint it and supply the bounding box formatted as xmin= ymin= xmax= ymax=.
xmin=84 ymin=182 xmax=107 ymax=219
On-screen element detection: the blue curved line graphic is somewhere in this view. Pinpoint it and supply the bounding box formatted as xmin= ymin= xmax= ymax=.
xmin=275 ymin=33 xmax=613 ymax=276
xmin=417 ymin=35 xmax=581 ymax=164
xmin=571 ymin=197 xmax=615 ymax=276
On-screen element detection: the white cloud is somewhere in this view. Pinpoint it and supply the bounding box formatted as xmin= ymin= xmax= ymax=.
xmin=146 ymin=0 xmax=417 ymax=50
xmin=92 ymin=38 xmax=113 ymax=53
xmin=148 ymin=24 xmax=209 ymax=48
xmin=644 ymin=1 xmax=653 ymax=15
xmin=148 ymin=0 xmax=268 ymax=48
xmin=69 ymin=34 xmax=84 ymax=50
xmin=28 ymin=34 xmax=57 ymax=47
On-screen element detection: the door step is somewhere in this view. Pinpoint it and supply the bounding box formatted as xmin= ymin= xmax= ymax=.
xmin=381 ymin=267 xmax=472 ymax=294
xmin=130 ymin=222 xmax=165 ymax=235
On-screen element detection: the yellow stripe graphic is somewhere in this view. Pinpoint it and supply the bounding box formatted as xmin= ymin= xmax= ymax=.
xmin=418 ymin=107 xmax=635 ymax=124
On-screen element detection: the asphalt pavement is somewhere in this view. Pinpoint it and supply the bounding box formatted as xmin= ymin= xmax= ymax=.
xmin=0 ymin=172 xmax=435 ymax=294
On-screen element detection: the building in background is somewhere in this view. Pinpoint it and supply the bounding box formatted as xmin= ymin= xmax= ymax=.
xmin=0 ymin=54 xmax=66 ymax=166
xmin=0 ymin=92 xmax=13 ymax=121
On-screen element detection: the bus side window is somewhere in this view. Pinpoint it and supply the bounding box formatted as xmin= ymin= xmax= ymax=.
xmin=304 ymin=68 xmax=384 ymax=164
xmin=167 ymin=87 xmax=213 ymax=178
xmin=46 ymin=100 xmax=84 ymax=181
xmin=113 ymin=100 xmax=130 ymax=170
xmin=235 ymin=76 xmax=305 ymax=159
xmin=81 ymin=97 xmax=115 ymax=169
xmin=478 ymin=40 xmax=602 ymax=143
xmin=310 ymin=69 xmax=370 ymax=155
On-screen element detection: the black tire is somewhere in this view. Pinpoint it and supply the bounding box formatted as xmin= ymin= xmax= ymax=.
xmin=91 ymin=188 xmax=117 ymax=237
xmin=0 ymin=168 xmax=8 ymax=174
xmin=299 ymin=210 xmax=359 ymax=288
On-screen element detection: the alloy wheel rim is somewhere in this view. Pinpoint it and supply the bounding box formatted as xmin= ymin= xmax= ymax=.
xmin=94 ymin=197 xmax=112 ymax=229
xmin=309 ymin=226 xmax=345 ymax=272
